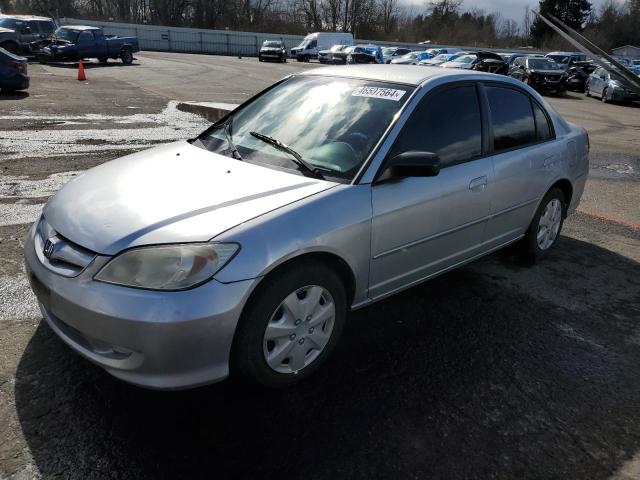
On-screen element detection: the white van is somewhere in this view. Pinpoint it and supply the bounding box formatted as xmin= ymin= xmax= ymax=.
xmin=291 ymin=32 xmax=354 ymax=62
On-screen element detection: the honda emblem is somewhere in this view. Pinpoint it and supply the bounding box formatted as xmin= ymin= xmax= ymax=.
xmin=43 ymin=239 xmax=55 ymax=259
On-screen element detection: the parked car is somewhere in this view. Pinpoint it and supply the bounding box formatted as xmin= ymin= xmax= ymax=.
xmin=440 ymin=53 xmax=477 ymax=69
xmin=291 ymin=32 xmax=353 ymax=62
xmin=545 ymin=51 xmax=587 ymax=69
xmin=565 ymin=66 xmax=588 ymax=92
xmin=501 ymin=52 xmax=544 ymax=67
xmin=25 ymin=65 xmax=588 ymax=389
xmin=426 ymin=47 xmax=460 ymax=56
xmin=509 ymin=57 xmax=567 ymax=95
xmin=390 ymin=51 xmax=432 ymax=65
xmin=346 ymin=45 xmax=383 ymax=64
xmin=38 ymin=26 xmax=140 ymax=64
xmin=0 ymin=15 xmax=56 ymax=55
xmin=441 ymin=51 xmax=507 ymax=74
xmin=0 ymin=47 xmax=28 ymax=91
xmin=258 ymin=40 xmax=287 ymax=63
xmin=318 ymin=44 xmax=348 ymax=64
xmin=585 ymin=67 xmax=640 ymax=103
xmin=419 ymin=52 xmax=463 ymax=66
xmin=382 ymin=47 xmax=412 ymax=64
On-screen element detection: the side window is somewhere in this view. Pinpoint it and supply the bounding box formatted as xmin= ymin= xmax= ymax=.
xmin=486 ymin=86 xmax=536 ymax=152
xmin=391 ymin=85 xmax=482 ymax=167
xmin=308 ymin=40 xmax=317 ymax=48
xmin=78 ymin=31 xmax=93 ymax=44
xmin=38 ymin=21 xmax=55 ymax=36
xmin=532 ymin=102 xmax=552 ymax=141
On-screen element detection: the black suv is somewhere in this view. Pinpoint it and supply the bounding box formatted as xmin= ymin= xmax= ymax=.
xmin=258 ymin=40 xmax=287 ymax=63
xmin=509 ymin=56 xmax=567 ymax=95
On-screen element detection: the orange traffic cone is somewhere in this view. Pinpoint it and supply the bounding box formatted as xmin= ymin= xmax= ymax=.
xmin=77 ymin=59 xmax=86 ymax=81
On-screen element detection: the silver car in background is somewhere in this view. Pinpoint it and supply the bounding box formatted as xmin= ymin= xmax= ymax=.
xmin=25 ymin=66 xmax=589 ymax=389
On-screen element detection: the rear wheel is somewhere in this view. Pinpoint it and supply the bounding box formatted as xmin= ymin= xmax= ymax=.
xmin=232 ymin=261 xmax=347 ymax=387
xmin=521 ymin=187 xmax=566 ymax=261
xmin=120 ymin=48 xmax=133 ymax=65
xmin=601 ymin=87 xmax=609 ymax=103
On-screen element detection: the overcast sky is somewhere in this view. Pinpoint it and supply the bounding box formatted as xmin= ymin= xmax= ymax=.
xmin=403 ymin=0 xmax=623 ymax=25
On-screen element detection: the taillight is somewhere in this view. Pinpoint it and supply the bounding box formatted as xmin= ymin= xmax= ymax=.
xmin=586 ymin=132 xmax=590 ymax=152
xmin=9 ymin=59 xmax=26 ymax=73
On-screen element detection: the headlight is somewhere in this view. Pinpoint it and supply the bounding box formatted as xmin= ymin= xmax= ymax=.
xmin=95 ymin=243 xmax=239 ymax=290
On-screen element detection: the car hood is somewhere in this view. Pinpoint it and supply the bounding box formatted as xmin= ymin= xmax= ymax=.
xmin=44 ymin=141 xmax=337 ymax=255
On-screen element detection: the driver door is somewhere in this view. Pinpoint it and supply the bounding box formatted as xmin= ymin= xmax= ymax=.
xmin=369 ymin=83 xmax=492 ymax=299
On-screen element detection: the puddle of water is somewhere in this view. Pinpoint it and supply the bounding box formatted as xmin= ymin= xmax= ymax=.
xmin=0 ymin=101 xmax=209 ymax=160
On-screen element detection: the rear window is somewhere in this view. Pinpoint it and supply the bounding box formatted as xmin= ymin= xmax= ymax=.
xmin=487 ymin=86 xmax=536 ymax=151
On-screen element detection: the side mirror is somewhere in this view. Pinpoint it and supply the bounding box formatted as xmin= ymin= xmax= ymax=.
xmin=377 ymin=151 xmax=440 ymax=183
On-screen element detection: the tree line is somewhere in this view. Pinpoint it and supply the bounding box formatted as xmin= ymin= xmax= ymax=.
xmin=1 ymin=0 xmax=639 ymax=51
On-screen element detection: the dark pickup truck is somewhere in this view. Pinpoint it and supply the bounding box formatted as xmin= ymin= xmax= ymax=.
xmin=39 ymin=25 xmax=139 ymax=64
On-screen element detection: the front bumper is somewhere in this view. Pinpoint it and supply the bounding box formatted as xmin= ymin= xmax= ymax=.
xmin=0 ymin=73 xmax=29 ymax=91
xmin=24 ymin=220 xmax=258 ymax=390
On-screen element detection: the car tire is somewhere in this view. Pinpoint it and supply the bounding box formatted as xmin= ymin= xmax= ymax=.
xmin=601 ymin=87 xmax=608 ymax=103
xmin=585 ymin=83 xmax=591 ymax=96
xmin=120 ymin=48 xmax=133 ymax=65
xmin=521 ymin=187 xmax=566 ymax=261
xmin=232 ymin=261 xmax=347 ymax=388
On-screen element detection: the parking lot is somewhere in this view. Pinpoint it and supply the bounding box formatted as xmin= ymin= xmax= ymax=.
xmin=1 ymin=51 xmax=639 ymax=479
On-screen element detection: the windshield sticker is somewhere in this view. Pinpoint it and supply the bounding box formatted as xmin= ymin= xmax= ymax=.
xmin=352 ymin=86 xmax=406 ymax=101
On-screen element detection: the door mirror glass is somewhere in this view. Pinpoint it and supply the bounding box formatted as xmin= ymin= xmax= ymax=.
xmin=377 ymin=151 xmax=440 ymax=183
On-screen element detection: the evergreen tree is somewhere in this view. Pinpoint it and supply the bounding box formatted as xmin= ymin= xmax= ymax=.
xmin=531 ymin=0 xmax=592 ymax=46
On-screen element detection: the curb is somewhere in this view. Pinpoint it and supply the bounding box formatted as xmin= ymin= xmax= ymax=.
xmin=176 ymin=101 xmax=238 ymax=122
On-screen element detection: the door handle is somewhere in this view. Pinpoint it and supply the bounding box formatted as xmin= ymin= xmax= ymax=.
xmin=469 ymin=176 xmax=488 ymax=192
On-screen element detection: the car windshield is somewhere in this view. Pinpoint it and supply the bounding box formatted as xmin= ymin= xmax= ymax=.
xmin=547 ymin=55 xmax=569 ymax=64
xmin=454 ymin=54 xmax=476 ymax=64
xmin=528 ymin=59 xmax=560 ymax=70
xmin=195 ymin=76 xmax=414 ymax=181
xmin=263 ymin=41 xmax=281 ymax=47
xmin=54 ymin=28 xmax=79 ymax=42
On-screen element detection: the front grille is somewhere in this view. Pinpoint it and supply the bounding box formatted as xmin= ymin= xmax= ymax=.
xmin=35 ymin=217 xmax=96 ymax=277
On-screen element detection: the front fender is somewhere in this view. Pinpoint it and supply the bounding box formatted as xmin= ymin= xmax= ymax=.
xmin=213 ymin=184 xmax=373 ymax=307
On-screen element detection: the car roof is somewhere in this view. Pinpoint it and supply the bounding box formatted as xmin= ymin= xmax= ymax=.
xmin=58 ymin=25 xmax=101 ymax=31
xmin=0 ymin=14 xmax=53 ymax=21
xmin=301 ymin=64 xmax=501 ymax=86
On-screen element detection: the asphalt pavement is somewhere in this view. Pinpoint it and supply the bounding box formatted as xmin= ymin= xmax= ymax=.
xmin=0 ymin=52 xmax=639 ymax=480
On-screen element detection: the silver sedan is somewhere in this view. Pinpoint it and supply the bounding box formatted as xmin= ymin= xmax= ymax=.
xmin=25 ymin=65 xmax=589 ymax=389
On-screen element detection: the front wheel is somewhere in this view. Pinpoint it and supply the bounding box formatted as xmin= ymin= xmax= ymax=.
xmin=601 ymin=87 xmax=609 ymax=103
xmin=521 ymin=187 xmax=566 ymax=261
xmin=232 ymin=262 xmax=347 ymax=387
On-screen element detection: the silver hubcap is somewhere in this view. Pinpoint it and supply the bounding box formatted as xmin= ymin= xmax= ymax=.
xmin=537 ymin=198 xmax=562 ymax=250
xmin=263 ymin=285 xmax=335 ymax=374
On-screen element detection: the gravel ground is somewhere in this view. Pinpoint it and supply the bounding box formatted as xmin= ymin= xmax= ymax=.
xmin=0 ymin=52 xmax=639 ymax=480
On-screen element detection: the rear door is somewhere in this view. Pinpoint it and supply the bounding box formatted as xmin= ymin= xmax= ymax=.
xmin=482 ymin=83 xmax=557 ymax=247
xmin=369 ymin=83 xmax=492 ymax=299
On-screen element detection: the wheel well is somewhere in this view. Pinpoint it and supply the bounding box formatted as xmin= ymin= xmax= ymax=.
xmin=260 ymin=252 xmax=356 ymax=306
xmin=551 ymin=179 xmax=573 ymax=209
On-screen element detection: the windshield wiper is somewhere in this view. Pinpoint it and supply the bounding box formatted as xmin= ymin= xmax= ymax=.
xmin=249 ymin=131 xmax=324 ymax=179
xmin=222 ymin=121 xmax=243 ymax=160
